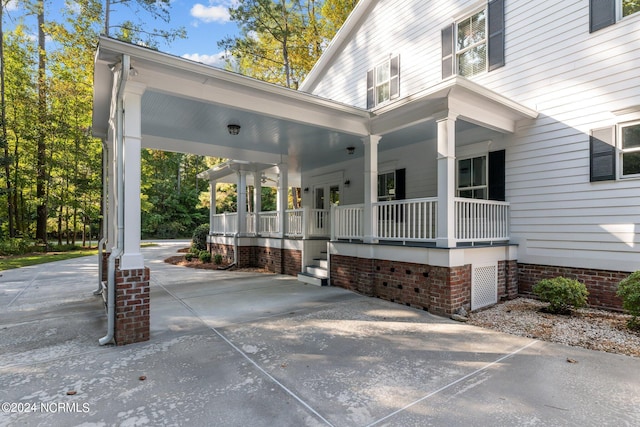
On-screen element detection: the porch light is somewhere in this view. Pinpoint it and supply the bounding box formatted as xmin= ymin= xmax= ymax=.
xmin=227 ymin=124 xmax=241 ymax=135
xmin=347 ymin=146 xmax=355 ymax=155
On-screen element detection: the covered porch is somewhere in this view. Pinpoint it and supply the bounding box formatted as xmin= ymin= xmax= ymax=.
xmin=92 ymin=36 xmax=537 ymax=344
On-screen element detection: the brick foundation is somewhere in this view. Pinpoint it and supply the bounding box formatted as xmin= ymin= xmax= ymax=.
xmin=518 ymin=263 xmax=627 ymax=310
xmin=499 ymin=260 xmax=519 ymax=302
xmin=114 ymin=267 xmax=150 ymax=346
xmin=330 ymin=255 xmax=473 ymax=315
xmin=208 ymin=242 xmax=301 ymax=275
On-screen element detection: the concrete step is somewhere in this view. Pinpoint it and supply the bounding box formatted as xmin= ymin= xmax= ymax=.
xmin=314 ymin=259 xmax=328 ymax=269
xmin=297 ymin=272 xmax=328 ymax=287
xmin=306 ymin=265 xmax=328 ymax=278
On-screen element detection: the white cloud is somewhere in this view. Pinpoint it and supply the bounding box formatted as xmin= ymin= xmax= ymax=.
xmin=6 ymin=0 xmax=20 ymax=11
xmin=190 ymin=3 xmax=230 ymax=23
xmin=182 ymin=52 xmax=228 ymax=68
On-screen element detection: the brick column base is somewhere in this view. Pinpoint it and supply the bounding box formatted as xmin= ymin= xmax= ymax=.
xmin=114 ymin=267 xmax=150 ymax=346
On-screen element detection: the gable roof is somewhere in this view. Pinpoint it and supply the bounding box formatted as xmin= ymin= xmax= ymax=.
xmin=299 ymin=0 xmax=379 ymax=93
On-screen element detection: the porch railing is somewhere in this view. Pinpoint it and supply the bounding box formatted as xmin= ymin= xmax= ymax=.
xmin=332 ymin=204 xmax=364 ymax=240
xmin=210 ymin=209 xmax=331 ymax=238
xmin=455 ymin=198 xmax=509 ymax=242
xmin=333 ymin=198 xmax=510 ymax=244
xmin=375 ymin=197 xmax=438 ymax=242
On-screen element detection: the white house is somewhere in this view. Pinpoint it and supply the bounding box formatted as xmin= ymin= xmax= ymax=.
xmin=92 ymin=0 xmax=639 ymax=345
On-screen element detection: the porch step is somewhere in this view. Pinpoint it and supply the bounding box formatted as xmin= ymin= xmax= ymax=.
xmin=315 ymin=259 xmax=328 ymax=269
xmin=306 ymin=264 xmax=328 ymax=278
xmin=297 ymin=272 xmax=328 ymax=287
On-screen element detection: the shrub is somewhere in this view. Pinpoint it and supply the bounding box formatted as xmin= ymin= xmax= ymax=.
xmin=185 ymin=252 xmax=194 ymax=262
xmin=214 ymin=254 xmax=223 ymax=265
xmin=617 ymin=271 xmax=640 ymax=330
xmin=199 ymin=250 xmax=212 ymax=263
xmin=0 ymin=238 xmax=31 ymax=256
xmin=532 ymin=276 xmax=589 ymax=314
xmin=191 ymin=224 xmax=209 ymax=252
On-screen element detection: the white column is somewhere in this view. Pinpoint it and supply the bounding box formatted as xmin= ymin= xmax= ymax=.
xmin=253 ymin=171 xmax=262 ymax=235
xmin=209 ymin=179 xmax=217 ymax=234
xmin=237 ymin=170 xmax=247 ymax=235
xmin=120 ymin=82 xmax=146 ymax=270
xmin=277 ymin=162 xmax=288 ymax=237
xmin=107 ymin=121 xmax=117 ymax=248
xmin=363 ymin=135 xmax=381 ymax=244
xmin=436 ymin=114 xmax=457 ymax=248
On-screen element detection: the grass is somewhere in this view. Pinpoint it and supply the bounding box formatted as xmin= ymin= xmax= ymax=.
xmin=0 ymin=248 xmax=99 ymax=271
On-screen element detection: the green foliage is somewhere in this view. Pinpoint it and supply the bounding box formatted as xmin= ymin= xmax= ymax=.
xmin=0 ymin=238 xmax=32 ymax=256
xmin=533 ymin=277 xmax=589 ymax=314
xmin=214 ymin=253 xmax=223 ymax=265
xmin=184 ymin=252 xmax=194 ymax=262
xmin=617 ymin=271 xmax=640 ymax=329
xmin=199 ymin=250 xmax=212 ymax=263
xmin=192 ymin=224 xmax=209 ymax=252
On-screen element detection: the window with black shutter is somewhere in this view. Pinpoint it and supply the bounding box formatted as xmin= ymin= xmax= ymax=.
xmin=442 ymin=0 xmax=505 ymax=79
xmin=590 ymin=0 xmax=616 ymax=32
xmin=590 ymin=127 xmax=616 ymax=181
xmin=366 ymin=55 xmax=400 ymax=109
xmin=488 ymin=150 xmax=506 ymax=201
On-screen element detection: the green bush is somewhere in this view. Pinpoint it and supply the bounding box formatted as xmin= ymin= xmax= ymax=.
xmin=214 ymin=253 xmax=223 ymax=265
xmin=532 ymin=276 xmax=589 ymax=314
xmin=617 ymin=271 xmax=640 ymax=330
xmin=185 ymin=252 xmax=194 ymax=262
xmin=199 ymin=250 xmax=212 ymax=263
xmin=192 ymin=224 xmax=209 ymax=252
xmin=0 ymin=238 xmax=32 ymax=256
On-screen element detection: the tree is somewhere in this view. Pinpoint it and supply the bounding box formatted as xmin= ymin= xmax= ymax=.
xmin=0 ymin=0 xmax=14 ymax=238
xmin=104 ymin=0 xmax=186 ymax=49
xmin=220 ymin=0 xmax=358 ymax=87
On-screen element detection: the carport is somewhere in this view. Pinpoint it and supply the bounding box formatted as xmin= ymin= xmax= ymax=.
xmin=92 ymin=36 xmax=370 ymax=345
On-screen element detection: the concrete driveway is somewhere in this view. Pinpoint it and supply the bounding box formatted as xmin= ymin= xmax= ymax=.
xmin=1 ymin=241 xmax=639 ymax=426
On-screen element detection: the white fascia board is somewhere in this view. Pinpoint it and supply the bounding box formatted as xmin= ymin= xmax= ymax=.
xmin=299 ymin=0 xmax=379 ymax=93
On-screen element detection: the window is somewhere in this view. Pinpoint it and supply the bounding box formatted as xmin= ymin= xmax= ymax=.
xmin=620 ymin=122 xmax=640 ymax=177
xmin=590 ymin=0 xmax=640 ymax=32
xmin=457 ymin=156 xmax=487 ymax=199
xmin=377 ymin=168 xmax=405 ymax=201
xmin=457 ymin=10 xmax=487 ymax=77
xmin=623 ymin=0 xmax=640 ymax=17
xmin=590 ymin=122 xmax=640 ymax=181
xmin=366 ymin=55 xmax=400 ymax=109
xmin=442 ymin=0 xmax=504 ymax=79
xmin=378 ymin=171 xmax=396 ymax=201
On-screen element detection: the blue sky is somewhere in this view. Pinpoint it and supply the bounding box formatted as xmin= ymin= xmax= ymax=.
xmin=3 ymin=0 xmax=241 ymax=67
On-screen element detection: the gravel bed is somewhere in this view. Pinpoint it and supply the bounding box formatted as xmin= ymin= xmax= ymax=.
xmin=467 ymin=298 xmax=640 ymax=358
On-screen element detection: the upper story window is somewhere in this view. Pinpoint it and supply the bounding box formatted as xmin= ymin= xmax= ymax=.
xmin=366 ymin=55 xmax=400 ymax=109
xmin=457 ymin=10 xmax=487 ymax=78
xmin=620 ymin=122 xmax=640 ymax=177
xmin=442 ymin=0 xmax=505 ymax=80
xmin=590 ymin=0 xmax=640 ymax=32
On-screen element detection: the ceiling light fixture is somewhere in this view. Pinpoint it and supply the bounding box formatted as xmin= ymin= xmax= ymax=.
xmin=347 ymin=146 xmax=355 ymax=155
xmin=227 ymin=124 xmax=241 ymax=135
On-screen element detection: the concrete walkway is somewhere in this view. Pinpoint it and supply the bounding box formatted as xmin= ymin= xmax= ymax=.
xmin=1 ymin=241 xmax=639 ymax=426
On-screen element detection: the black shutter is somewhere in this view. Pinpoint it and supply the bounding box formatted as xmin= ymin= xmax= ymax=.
xmin=395 ymin=168 xmax=406 ymax=200
xmin=390 ymin=55 xmax=400 ymax=100
xmin=488 ymin=150 xmax=506 ymax=201
xmin=366 ymin=69 xmax=375 ymax=109
xmin=590 ymin=127 xmax=616 ymax=181
xmin=441 ymin=24 xmax=455 ymax=79
xmin=488 ymin=0 xmax=505 ymax=71
xmin=590 ymin=0 xmax=616 ymax=33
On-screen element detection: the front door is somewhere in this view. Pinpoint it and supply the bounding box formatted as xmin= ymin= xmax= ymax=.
xmin=313 ymin=184 xmax=340 ymax=232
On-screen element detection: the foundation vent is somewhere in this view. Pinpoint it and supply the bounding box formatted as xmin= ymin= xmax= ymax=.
xmin=471 ymin=263 xmax=498 ymax=310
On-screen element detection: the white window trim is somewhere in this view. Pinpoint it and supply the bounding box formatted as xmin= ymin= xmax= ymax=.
xmin=455 ymin=6 xmax=488 ymax=78
xmin=618 ymin=120 xmax=640 ymax=179
xmin=456 ymin=153 xmax=489 ymax=199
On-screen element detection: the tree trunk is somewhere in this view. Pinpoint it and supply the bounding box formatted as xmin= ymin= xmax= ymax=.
xmin=0 ymin=2 xmax=15 ymax=237
xmin=35 ymin=1 xmax=48 ymax=244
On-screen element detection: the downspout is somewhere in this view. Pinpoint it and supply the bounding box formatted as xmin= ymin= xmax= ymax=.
xmin=94 ymin=138 xmax=108 ymax=295
xmin=100 ymin=54 xmax=129 ymax=346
